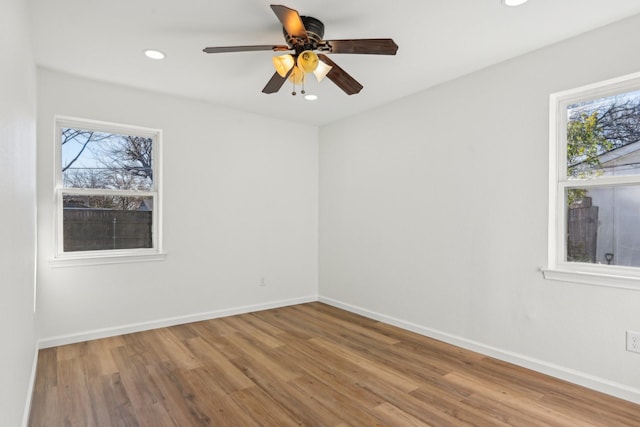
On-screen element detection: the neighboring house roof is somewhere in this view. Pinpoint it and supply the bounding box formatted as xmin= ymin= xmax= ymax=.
xmin=137 ymin=198 xmax=153 ymax=211
xmin=599 ymin=140 xmax=640 ymax=174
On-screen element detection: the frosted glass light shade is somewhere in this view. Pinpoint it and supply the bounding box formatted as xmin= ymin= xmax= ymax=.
xmin=272 ymin=54 xmax=295 ymax=77
xmin=313 ymin=61 xmax=332 ymax=82
xmin=288 ymin=66 xmax=304 ymax=84
xmin=297 ymin=50 xmax=319 ymax=73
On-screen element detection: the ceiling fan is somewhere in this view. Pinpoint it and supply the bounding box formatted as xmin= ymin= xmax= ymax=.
xmin=203 ymin=4 xmax=398 ymax=95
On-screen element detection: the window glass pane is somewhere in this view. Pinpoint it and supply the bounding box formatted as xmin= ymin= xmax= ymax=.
xmin=63 ymin=195 xmax=153 ymax=252
xmin=61 ymin=127 xmax=153 ymax=190
xmin=566 ymin=89 xmax=640 ymax=179
xmin=566 ymin=186 xmax=640 ymax=267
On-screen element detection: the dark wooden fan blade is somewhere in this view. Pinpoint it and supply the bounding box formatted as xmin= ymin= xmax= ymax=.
xmin=318 ymin=54 xmax=363 ymax=95
xmin=262 ymin=71 xmax=288 ymax=94
xmin=325 ymin=39 xmax=398 ymax=55
xmin=203 ymin=45 xmax=289 ymax=54
xmin=270 ymin=5 xmax=308 ymax=40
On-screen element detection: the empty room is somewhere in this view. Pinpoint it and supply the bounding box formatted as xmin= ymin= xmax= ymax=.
xmin=3 ymin=0 xmax=640 ymax=425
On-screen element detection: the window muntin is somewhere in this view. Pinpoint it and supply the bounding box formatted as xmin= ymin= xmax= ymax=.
xmin=55 ymin=117 xmax=162 ymax=261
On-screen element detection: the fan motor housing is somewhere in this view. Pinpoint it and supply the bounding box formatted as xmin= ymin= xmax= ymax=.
xmin=283 ymin=16 xmax=324 ymax=50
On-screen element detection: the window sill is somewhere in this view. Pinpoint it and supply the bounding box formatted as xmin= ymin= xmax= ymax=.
xmin=50 ymin=252 xmax=166 ymax=268
xmin=541 ymin=267 xmax=640 ymax=290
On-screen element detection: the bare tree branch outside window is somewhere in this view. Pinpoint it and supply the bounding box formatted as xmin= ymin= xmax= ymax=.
xmin=61 ymin=127 xmax=154 ymax=210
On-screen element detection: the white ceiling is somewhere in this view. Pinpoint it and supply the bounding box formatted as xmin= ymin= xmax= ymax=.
xmin=29 ymin=0 xmax=640 ymax=126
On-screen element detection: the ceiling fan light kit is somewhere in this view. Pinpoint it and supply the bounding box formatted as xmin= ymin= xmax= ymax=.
xmin=203 ymin=4 xmax=398 ymax=96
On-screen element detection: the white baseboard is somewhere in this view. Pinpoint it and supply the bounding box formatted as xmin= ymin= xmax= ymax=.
xmin=38 ymin=295 xmax=317 ymax=349
xmin=22 ymin=344 xmax=39 ymax=427
xmin=319 ymin=296 xmax=640 ymax=405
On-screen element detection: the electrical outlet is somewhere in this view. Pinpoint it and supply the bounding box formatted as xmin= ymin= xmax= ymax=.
xmin=627 ymin=331 xmax=640 ymax=353
xmin=259 ymin=277 xmax=266 ymax=287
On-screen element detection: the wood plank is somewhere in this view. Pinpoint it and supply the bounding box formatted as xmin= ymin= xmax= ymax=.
xmin=245 ymin=310 xmax=289 ymax=337
xmin=144 ymin=362 xmax=213 ymax=426
xmin=273 ymin=333 xmax=385 ymax=408
xmin=309 ymin=337 xmax=422 ymax=393
xmin=293 ymin=303 xmax=401 ymax=345
xmin=107 ymin=345 xmax=177 ymax=426
xmin=87 ymin=373 xmax=138 ymax=427
xmin=218 ymin=314 xmax=285 ymax=349
xmin=183 ymin=337 xmax=255 ymax=392
xmin=223 ymin=332 xmax=300 ymax=383
xmin=55 ymin=357 xmax=97 ymax=426
xmin=33 ymin=347 xmax=57 ymax=392
xmin=147 ymin=328 xmax=203 ymax=370
xmin=56 ymin=341 xmax=89 ymax=362
xmin=409 ymin=384 xmax=520 ymax=427
xmin=227 ymin=386 xmax=303 ymax=427
xmin=373 ymin=402 xmax=432 ymax=426
xmin=286 ymin=376 xmax=387 ymax=426
xmin=444 ymin=371 xmax=600 ymax=427
xmin=173 ymin=367 xmax=252 ymax=426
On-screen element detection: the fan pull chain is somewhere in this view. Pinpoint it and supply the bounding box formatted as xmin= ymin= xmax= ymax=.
xmin=291 ymin=74 xmax=307 ymax=96
xmin=291 ymin=72 xmax=307 ymax=96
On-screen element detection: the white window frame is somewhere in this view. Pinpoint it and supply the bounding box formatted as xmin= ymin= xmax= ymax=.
xmin=52 ymin=116 xmax=165 ymax=266
xmin=543 ymin=72 xmax=640 ymax=290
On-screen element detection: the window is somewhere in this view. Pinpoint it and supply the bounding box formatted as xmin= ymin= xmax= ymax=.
xmin=54 ymin=117 xmax=163 ymax=264
xmin=545 ymin=72 xmax=640 ymax=288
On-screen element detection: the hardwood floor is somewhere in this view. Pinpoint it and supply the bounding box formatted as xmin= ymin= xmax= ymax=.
xmin=29 ymin=302 xmax=640 ymax=426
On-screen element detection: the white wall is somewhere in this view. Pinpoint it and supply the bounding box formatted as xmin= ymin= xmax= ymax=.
xmin=37 ymin=69 xmax=318 ymax=343
xmin=319 ymin=13 xmax=640 ymax=402
xmin=0 ymin=0 xmax=38 ymax=424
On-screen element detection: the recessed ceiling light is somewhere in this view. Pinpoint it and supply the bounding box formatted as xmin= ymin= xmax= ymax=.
xmin=503 ymin=0 xmax=529 ymax=6
xmin=304 ymin=94 xmax=318 ymax=101
xmin=144 ymin=49 xmax=166 ymax=60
